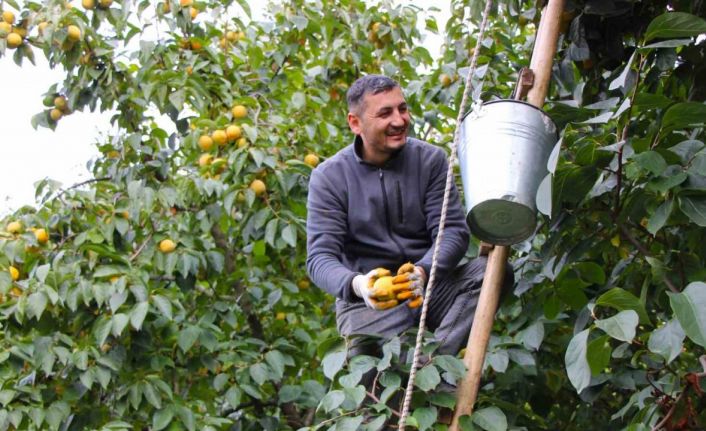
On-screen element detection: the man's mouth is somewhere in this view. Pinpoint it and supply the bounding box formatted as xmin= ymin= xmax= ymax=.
xmin=387 ymin=128 xmax=407 ymax=139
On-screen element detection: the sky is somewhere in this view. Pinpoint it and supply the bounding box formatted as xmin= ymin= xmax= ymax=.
xmin=0 ymin=1 xmax=449 ymax=217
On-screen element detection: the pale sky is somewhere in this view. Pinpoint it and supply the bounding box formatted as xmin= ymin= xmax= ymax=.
xmin=0 ymin=1 xmax=448 ymax=217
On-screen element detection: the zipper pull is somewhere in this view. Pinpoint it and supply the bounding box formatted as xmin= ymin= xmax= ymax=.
xmin=379 ymin=169 xmax=383 ymax=178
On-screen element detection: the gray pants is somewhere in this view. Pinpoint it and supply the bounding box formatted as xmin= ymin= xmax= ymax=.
xmin=336 ymin=257 xmax=514 ymax=357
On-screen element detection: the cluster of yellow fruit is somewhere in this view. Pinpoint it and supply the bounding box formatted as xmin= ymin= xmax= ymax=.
xmin=162 ymin=0 xmax=199 ymax=20
xmin=196 ymin=104 xmax=249 ymax=177
xmin=81 ymin=0 xmax=113 ymax=10
xmin=2 ymin=221 xmax=49 ymax=283
xmin=219 ymin=29 xmax=245 ymax=49
xmin=48 ymin=95 xmax=72 ymax=122
xmin=1 ymin=10 xmax=24 ymax=49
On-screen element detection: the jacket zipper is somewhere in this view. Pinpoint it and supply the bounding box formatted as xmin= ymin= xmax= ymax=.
xmin=379 ymin=169 xmax=407 ymax=262
xmin=395 ymin=181 xmax=404 ymax=224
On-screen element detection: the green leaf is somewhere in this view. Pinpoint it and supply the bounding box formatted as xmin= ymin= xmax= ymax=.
xmin=335 ymin=416 xmax=364 ymax=431
xmin=573 ymin=262 xmax=606 ymax=285
xmin=414 ymin=364 xmax=440 ymax=392
xmin=679 ymin=195 xmax=706 ymax=226
xmin=152 ymin=295 xmax=173 ymax=320
xmin=152 ymin=408 xmax=174 ymax=431
xmin=644 ymin=12 xmax=706 ymax=42
xmin=565 ymin=329 xmax=591 ymax=393
xmin=322 ymin=350 xmax=346 ymax=380
xmin=632 ymin=151 xmax=667 ymax=176
xmin=587 ymin=335 xmax=612 ymax=375
xmin=130 ymin=302 xmax=149 ymax=330
xmin=281 ymin=224 xmax=297 ymax=247
xmin=27 ymin=292 xmax=48 ymax=320
xmin=225 ymin=386 xmax=241 ymax=408
xmin=265 ymin=350 xmax=285 ymax=381
xmin=433 ymin=355 xmax=466 ymax=381
xmin=278 ymin=385 xmax=301 ymax=403
xmin=473 ymin=406 xmax=507 ymax=431
xmin=648 ymin=319 xmax=686 ymax=364
xmin=595 ymin=310 xmax=639 ymax=342
xmin=46 ymin=401 xmax=70 ymax=430
xmin=111 ymin=313 xmax=130 ymax=337
xmin=595 ymin=288 xmax=650 ymax=325
xmin=668 ymin=282 xmax=706 ymax=348
xmin=647 ymin=199 xmax=673 ymax=235
xmin=413 ymin=406 xmax=437 ymax=431
xmin=319 ymin=389 xmax=345 ymax=413
xmin=93 ymin=315 xmax=112 ymax=346
xmin=520 ymin=321 xmax=545 ymax=351
xmin=661 ymin=102 xmax=706 ymax=132
xmin=35 ymin=264 xmax=50 ymax=283
xmin=177 ymin=325 xmax=201 ymax=353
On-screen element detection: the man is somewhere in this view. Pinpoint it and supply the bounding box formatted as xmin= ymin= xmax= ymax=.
xmin=306 ymin=75 xmax=512 ymax=358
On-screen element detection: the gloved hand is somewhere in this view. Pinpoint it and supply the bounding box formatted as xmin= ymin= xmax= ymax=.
xmin=393 ymin=262 xmax=426 ymax=308
xmin=352 ymin=268 xmax=399 ymax=310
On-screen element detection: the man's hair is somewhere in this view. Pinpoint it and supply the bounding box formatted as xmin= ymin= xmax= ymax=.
xmin=346 ymin=75 xmax=400 ymax=114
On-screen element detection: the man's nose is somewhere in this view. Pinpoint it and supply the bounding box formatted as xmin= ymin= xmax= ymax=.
xmin=391 ymin=109 xmax=407 ymax=126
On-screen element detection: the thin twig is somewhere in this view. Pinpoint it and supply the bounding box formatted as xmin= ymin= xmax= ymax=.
xmin=652 ymin=389 xmax=687 ymax=431
xmin=129 ymin=232 xmax=153 ymax=261
xmin=54 ymin=176 xmax=112 ymax=201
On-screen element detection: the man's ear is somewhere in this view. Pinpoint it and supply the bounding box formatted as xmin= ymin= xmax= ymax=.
xmin=348 ymin=112 xmax=362 ymax=135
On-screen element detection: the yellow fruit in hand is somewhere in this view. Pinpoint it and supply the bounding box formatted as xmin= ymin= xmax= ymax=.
xmin=82 ymin=0 xmax=95 ymax=9
xmin=35 ymin=228 xmax=49 ymax=244
xmin=67 ymin=25 xmax=81 ymax=42
xmin=54 ymin=96 xmax=67 ymax=111
xmin=249 ymin=179 xmax=266 ymax=196
xmin=197 ymin=135 xmax=213 ymax=151
xmin=304 ymin=153 xmax=319 ymax=168
xmin=212 ymin=129 xmax=227 ymax=146
xmin=50 ymin=108 xmax=63 ymax=121
xmin=9 ymin=266 xmax=19 ymax=281
xmin=231 ymin=105 xmax=247 ymax=119
xmin=226 ymin=125 xmax=242 ymax=141
xmin=2 ymin=10 xmax=15 ymax=24
xmin=198 ymin=153 xmax=213 ymax=167
xmin=7 ymin=221 xmax=22 ymax=234
xmin=6 ymin=32 xmax=22 ymax=48
xmin=159 ymin=239 xmax=176 ymax=253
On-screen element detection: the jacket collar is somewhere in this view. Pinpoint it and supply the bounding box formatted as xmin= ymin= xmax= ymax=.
xmin=352 ymin=135 xmax=407 ymax=168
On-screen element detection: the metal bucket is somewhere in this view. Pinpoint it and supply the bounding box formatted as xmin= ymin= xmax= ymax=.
xmin=458 ymin=99 xmax=558 ymax=245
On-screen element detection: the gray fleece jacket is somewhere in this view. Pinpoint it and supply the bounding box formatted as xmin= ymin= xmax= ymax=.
xmin=306 ymin=136 xmax=470 ymax=303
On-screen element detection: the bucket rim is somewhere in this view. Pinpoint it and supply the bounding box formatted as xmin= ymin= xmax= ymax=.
xmin=462 ymin=99 xmax=558 ymax=132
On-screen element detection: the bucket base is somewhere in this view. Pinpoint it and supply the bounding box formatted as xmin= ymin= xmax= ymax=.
xmin=467 ymin=199 xmax=536 ymax=246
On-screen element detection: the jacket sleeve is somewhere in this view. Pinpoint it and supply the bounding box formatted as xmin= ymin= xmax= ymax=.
xmin=306 ymin=167 xmax=359 ymax=302
xmin=415 ymin=148 xmax=470 ymax=280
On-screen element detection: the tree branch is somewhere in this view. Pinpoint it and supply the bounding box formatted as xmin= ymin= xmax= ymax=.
xmin=618 ymin=224 xmax=679 ymax=293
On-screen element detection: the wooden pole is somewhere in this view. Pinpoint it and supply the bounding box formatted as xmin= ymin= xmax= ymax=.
xmin=449 ymin=1 xmax=565 ymax=429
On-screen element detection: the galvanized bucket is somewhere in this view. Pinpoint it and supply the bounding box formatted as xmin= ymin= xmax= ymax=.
xmin=458 ymin=99 xmax=558 ymax=245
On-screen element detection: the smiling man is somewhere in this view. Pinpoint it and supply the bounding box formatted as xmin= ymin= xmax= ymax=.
xmin=306 ymin=75 xmax=512 ymax=361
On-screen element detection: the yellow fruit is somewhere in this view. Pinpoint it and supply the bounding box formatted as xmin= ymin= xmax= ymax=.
xmin=37 ymin=21 xmax=49 ymax=34
xmin=67 ymin=25 xmax=81 ymax=42
xmin=440 ymin=73 xmax=452 ymax=87
xmin=162 ymin=1 xmax=170 ymax=13
xmin=2 ymin=10 xmax=15 ymax=24
xmin=219 ymin=37 xmax=227 ymax=49
xmin=276 ymin=312 xmax=286 ymax=320
xmin=231 ymin=105 xmax=247 ymax=119
xmin=304 ymin=153 xmax=320 ymax=168
xmin=190 ymin=7 xmax=198 ymax=19
xmin=236 ymin=138 xmax=248 ymax=149
xmin=50 ymin=108 xmax=63 ymax=121
xmin=297 ymin=279 xmax=310 ymax=290
xmin=54 ymin=96 xmax=67 ymax=111
xmin=237 ymin=31 xmax=245 ymax=39
xmin=198 ymin=153 xmax=213 ymax=167
xmin=185 ymin=66 xmax=192 ymax=75
xmin=9 ymin=266 xmax=19 ymax=281
xmin=35 ymin=228 xmax=49 ymax=244
xmin=107 ymin=150 xmax=120 ymax=158
xmin=109 ymin=275 xmax=120 ymax=283
xmin=6 ymin=32 xmax=22 ymax=48
xmin=0 ymin=21 xmax=10 ymax=36
xmin=189 ymin=39 xmax=202 ymax=50
xmin=98 ymin=0 xmax=112 ymax=8
xmin=226 ymin=125 xmax=242 ymax=141
xmin=82 ymin=0 xmax=95 ymax=9
xmin=7 ymin=221 xmax=22 ymax=234
xmin=159 ymin=239 xmax=176 ymax=253
xmin=212 ymin=129 xmax=227 ymax=146
xmin=197 ymin=135 xmax=213 ymax=151
xmin=179 ymin=0 xmax=192 ymax=6
xmin=610 ymin=234 xmax=620 ymax=248
xmin=249 ymin=179 xmax=266 ymax=196
xmin=226 ymin=31 xmax=238 ymax=42
xmin=9 ymin=287 xmax=23 ymax=297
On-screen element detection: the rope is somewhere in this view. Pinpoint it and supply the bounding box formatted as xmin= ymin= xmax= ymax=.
xmin=397 ymin=0 xmax=495 ymax=428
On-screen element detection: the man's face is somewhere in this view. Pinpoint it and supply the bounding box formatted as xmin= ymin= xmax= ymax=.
xmin=347 ymin=86 xmax=410 ymax=158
